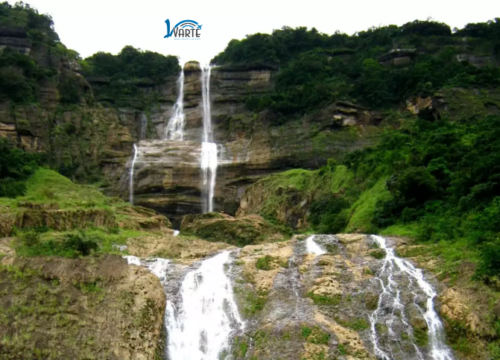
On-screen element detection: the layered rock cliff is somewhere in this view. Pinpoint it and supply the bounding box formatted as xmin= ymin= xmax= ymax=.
xmin=119 ymin=62 xmax=383 ymax=222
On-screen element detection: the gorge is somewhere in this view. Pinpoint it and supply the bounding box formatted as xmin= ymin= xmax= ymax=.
xmin=1 ymin=3 xmax=500 ymax=360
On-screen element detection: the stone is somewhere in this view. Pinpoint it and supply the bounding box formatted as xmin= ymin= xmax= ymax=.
xmin=180 ymin=212 xmax=284 ymax=246
xmin=0 ymin=255 xmax=165 ymax=360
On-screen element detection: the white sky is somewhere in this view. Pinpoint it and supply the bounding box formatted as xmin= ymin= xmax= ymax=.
xmin=11 ymin=0 xmax=500 ymax=66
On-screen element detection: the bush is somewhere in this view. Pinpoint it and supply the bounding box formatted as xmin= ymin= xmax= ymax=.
xmin=309 ymin=194 xmax=350 ymax=234
xmin=474 ymin=241 xmax=500 ymax=281
xmin=16 ymin=231 xmax=99 ymax=258
xmin=255 ymin=256 xmax=274 ymax=271
xmin=0 ymin=138 xmax=41 ymax=198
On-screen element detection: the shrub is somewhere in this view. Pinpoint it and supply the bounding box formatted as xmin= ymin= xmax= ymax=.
xmin=0 ymin=138 xmax=40 ymax=198
xmin=474 ymin=241 xmax=500 ymax=281
xmin=16 ymin=231 xmax=99 ymax=258
xmin=309 ymin=194 xmax=349 ymax=233
xmin=255 ymin=256 xmax=274 ymax=271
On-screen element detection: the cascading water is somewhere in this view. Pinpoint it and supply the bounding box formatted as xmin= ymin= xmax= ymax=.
xmin=369 ymin=235 xmax=454 ymax=360
xmin=124 ymin=251 xmax=244 ymax=360
xmin=306 ymin=235 xmax=326 ymax=256
xmin=129 ymin=143 xmax=138 ymax=205
xmin=165 ymin=250 xmax=244 ymax=360
xmin=165 ymin=71 xmax=186 ymax=140
xmin=200 ymin=65 xmax=218 ymax=213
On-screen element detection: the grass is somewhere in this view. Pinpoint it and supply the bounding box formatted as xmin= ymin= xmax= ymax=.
xmin=301 ymin=325 xmax=330 ymax=345
xmin=14 ymin=227 xmax=148 ymax=258
xmin=345 ymin=177 xmax=391 ymax=233
xmin=255 ymin=256 xmax=274 ymax=271
xmin=335 ymin=317 xmax=370 ymax=331
xmin=370 ymin=249 xmax=386 ymax=260
xmin=0 ymin=168 xmax=129 ymax=211
xmin=307 ymin=292 xmax=341 ymax=306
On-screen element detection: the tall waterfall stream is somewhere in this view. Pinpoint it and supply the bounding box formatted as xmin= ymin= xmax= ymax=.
xmin=200 ymin=65 xmax=218 ymax=213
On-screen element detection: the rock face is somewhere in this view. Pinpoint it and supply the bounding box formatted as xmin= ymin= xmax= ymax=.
xmin=0 ymin=255 xmax=165 ymax=360
xmin=226 ymin=234 xmax=449 ymax=359
xmin=119 ymin=65 xmax=383 ymax=221
xmin=180 ymin=212 xmax=285 ymax=246
xmin=0 ymin=203 xmax=171 ymax=237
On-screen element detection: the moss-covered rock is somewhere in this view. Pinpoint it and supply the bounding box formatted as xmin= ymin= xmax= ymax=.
xmin=0 ymin=255 xmax=165 ymax=360
xmin=180 ymin=213 xmax=285 ymax=246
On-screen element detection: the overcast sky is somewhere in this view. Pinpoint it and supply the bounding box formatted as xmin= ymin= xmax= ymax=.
xmin=12 ymin=0 xmax=500 ymax=66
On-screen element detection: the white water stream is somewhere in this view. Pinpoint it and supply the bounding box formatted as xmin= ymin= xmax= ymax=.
xmin=369 ymin=235 xmax=454 ymax=360
xmin=165 ymin=71 xmax=186 ymax=140
xmin=124 ymin=251 xmax=244 ymax=360
xmin=128 ymin=143 xmax=138 ymax=205
xmin=200 ymin=65 xmax=218 ymax=213
xmin=165 ymin=250 xmax=244 ymax=360
xmin=305 ymin=235 xmax=326 ymax=256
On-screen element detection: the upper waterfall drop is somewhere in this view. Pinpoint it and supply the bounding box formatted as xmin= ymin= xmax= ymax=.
xmin=201 ymin=65 xmax=213 ymax=143
xmin=165 ymin=71 xmax=185 ymax=140
xmin=129 ymin=143 xmax=138 ymax=205
xmin=200 ymin=65 xmax=218 ymax=213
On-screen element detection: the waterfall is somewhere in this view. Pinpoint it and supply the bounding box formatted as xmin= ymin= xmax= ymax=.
xmin=369 ymin=235 xmax=454 ymax=360
xmin=200 ymin=65 xmax=218 ymax=213
xmin=129 ymin=143 xmax=138 ymax=205
xmin=165 ymin=71 xmax=185 ymax=140
xmin=306 ymin=235 xmax=326 ymax=256
xmin=165 ymin=251 xmax=244 ymax=360
xmin=124 ymin=251 xmax=244 ymax=360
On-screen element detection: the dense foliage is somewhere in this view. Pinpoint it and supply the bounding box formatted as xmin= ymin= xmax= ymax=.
xmin=0 ymin=138 xmax=40 ymax=197
xmin=0 ymin=2 xmax=65 ymax=103
xmin=214 ymin=20 xmax=500 ymax=115
xmin=83 ymin=46 xmax=180 ymax=82
xmin=17 ymin=230 xmax=99 ymax=258
xmin=81 ymin=46 xmax=180 ymax=106
xmin=329 ymin=114 xmax=500 ymax=281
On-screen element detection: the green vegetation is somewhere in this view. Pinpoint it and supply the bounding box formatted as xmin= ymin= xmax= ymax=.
xmin=236 ymin=288 xmax=268 ymax=317
xmin=82 ymin=46 xmax=180 ymax=106
xmin=334 ymin=317 xmax=370 ymax=331
xmin=0 ymin=168 xmax=124 ymax=210
xmin=254 ymin=111 xmax=500 ymax=284
xmin=0 ymin=138 xmax=41 ymax=198
xmin=83 ymin=46 xmax=179 ymax=81
xmin=370 ymin=249 xmax=386 ymax=260
xmin=307 ymin=292 xmax=341 ymax=306
xmin=255 ymin=255 xmax=274 ymax=270
xmin=301 ymin=325 xmax=330 ymax=345
xmin=213 ymin=20 xmax=500 ymax=118
xmin=16 ymin=231 xmax=98 ymax=258
xmin=0 ymin=2 xmax=80 ymax=103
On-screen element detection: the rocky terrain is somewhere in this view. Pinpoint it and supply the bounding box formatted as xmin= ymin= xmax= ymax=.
xmin=0 ymin=248 xmax=166 ymax=360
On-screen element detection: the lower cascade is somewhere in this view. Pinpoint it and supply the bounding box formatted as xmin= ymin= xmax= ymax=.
xmin=369 ymin=235 xmax=454 ymax=360
xmin=125 ymin=251 xmax=244 ymax=360
xmin=166 ymin=251 xmax=244 ymax=359
xmin=124 ymin=234 xmax=454 ymax=360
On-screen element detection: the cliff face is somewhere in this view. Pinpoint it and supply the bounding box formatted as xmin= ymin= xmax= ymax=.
xmin=0 ymin=253 xmax=166 ymax=360
xmin=120 ymin=63 xmax=383 ymax=221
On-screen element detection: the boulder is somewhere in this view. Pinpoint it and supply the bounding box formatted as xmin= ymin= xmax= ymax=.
xmin=180 ymin=212 xmax=284 ymax=246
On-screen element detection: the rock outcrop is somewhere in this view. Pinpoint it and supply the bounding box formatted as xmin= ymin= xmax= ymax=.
xmin=228 ymin=234 xmax=441 ymax=359
xmin=180 ymin=212 xmax=285 ymax=246
xmin=0 ymin=254 xmax=165 ymax=360
xmin=119 ymin=65 xmax=383 ymax=221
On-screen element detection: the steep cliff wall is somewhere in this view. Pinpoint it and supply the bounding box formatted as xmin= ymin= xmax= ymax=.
xmin=120 ymin=62 xmax=383 ymax=221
